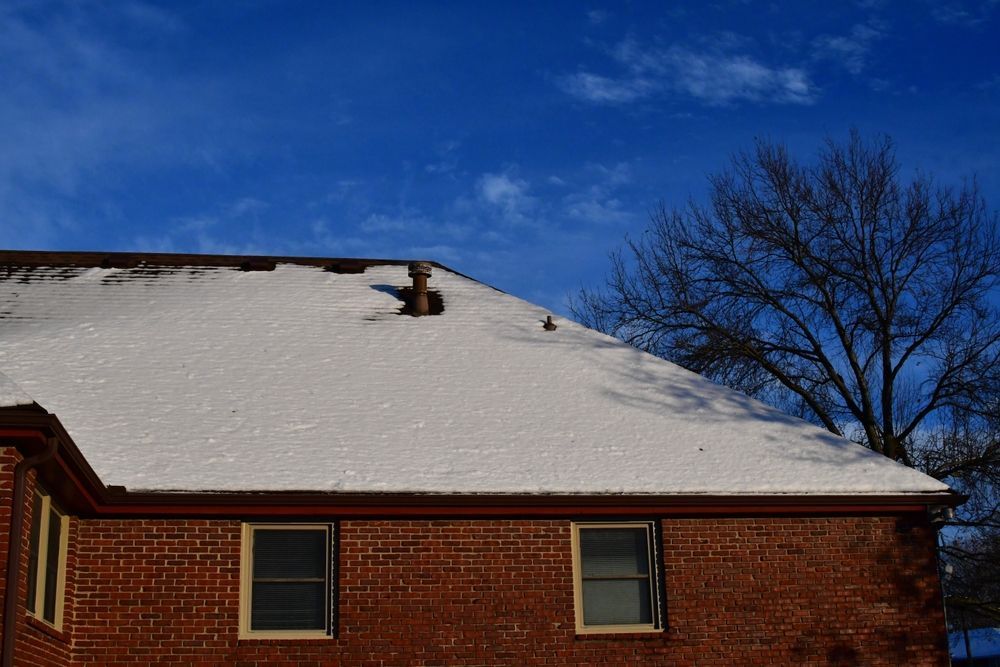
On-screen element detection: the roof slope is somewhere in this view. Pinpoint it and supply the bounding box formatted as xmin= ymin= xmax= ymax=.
xmin=0 ymin=254 xmax=949 ymax=495
xmin=0 ymin=370 xmax=33 ymax=408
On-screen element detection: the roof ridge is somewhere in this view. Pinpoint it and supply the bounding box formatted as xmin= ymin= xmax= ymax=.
xmin=0 ymin=249 xmax=451 ymax=273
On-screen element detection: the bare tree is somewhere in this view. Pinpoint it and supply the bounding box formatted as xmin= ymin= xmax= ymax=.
xmin=944 ymin=527 xmax=1000 ymax=628
xmin=575 ymin=132 xmax=1000 ymax=610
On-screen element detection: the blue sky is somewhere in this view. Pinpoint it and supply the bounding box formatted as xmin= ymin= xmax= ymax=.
xmin=1 ymin=1 xmax=998 ymax=312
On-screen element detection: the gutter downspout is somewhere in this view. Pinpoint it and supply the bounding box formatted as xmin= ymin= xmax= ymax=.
xmin=2 ymin=433 xmax=57 ymax=667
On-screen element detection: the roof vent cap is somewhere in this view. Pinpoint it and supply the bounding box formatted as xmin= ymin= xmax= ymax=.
xmin=408 ymin=262 xmax=432 ymax=278
xmin=407 ymin=262 xmax=433 ymax=316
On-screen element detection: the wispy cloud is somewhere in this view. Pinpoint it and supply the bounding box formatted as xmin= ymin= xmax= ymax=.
xmin=812 ymin=23 xmax=883 ymax=74
xmin=558 ymin=36 xmax=816 ymax=107
xmin=559 ymin=72 xmax=653 ymax=104
xmin=656 ymin=48 xmax=814 ymax=105
xmin=587 ymin=9 xmax=610 ymax=25
xmin=0 ymin=3 xmax=185 ymax=183
xmin=977 ymin=74 xmax=1000 ymax=90
xmin=229 ymin=197 xmax=268 ymax=219
xmin=561 ymin=162 xmax=636 ymax=226
xmin=0 ymin=2 xmax=197 ymax=247
xmin=132 ymin=196 xmax=270 ymax=255
xmin=424 ymin=140 xmax=462 ymax=175
xmin=477 ymin=172 xmax=529 ymax=205
xmin=928 ymin=0 xmax=999 ymax=26
xmin=118 ymin=1 xmax=184 ymax=33
xmin=562 ymin=194 xmax=632 ymax=225
xmin=473 ymin=171 xmax=539 ymax=226
xmin=360 ymin=213 xmax=412 ymax=233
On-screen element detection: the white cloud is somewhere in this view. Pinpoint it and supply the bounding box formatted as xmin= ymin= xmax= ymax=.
xmin=463 ymin=161 xmax=642 ymax=231
xmin=559 ymin=36 xmax=816 ymax=107
xmin=470 ymin=172 xmax=539 ymax=227
xmin=355 ymin=209 xmax=478 ymax=247
xmin=977 ymin=74 xmax=1000 ymax=90
xmin=424 ymin=140 xmax=461 ymax=175
xmin=667 ymin=49 xmax=814 ymax=104
xmin=132 ymin=229 xmax=265 ymax=257
xmin=229 ymin=197 xmax=268 ymax=218
xmin=0 ymin=3 xmax=186 ymax=187
xmin=447 ymin=171 xmax=539 ymax=232
xmin=812 ymin=23 xmax=882 ymax=75
xmin=405 ymin=244 xmax=463 ymax=263
xmin=929 ymin=0 xmax=999 ymax=26
xmin=587 ymin=9 xmax=610 ymax=25
xmin=559 ymin=72 xmax=653 ymax=104
xmin=129 ymin=196 xmax=274 ymax=256
xmin=360 ymin=213 xmax=410 ymax=233
xmin=307 ymin=219 xmax=370 ymax=256
xmin=561 ymin=162 xmax=636 ymax=225
xmin=588 ymin=161 xmax=632 ymax=186
xmin=0 ymin=2 xmax=201 ymax=247
xmin=563 ymin=195 xmax=631 ymax=225
xmin=477 ymin=173 xmax=529 ymax=206
xmin=119 ymin=1 xmax=184 ymax=33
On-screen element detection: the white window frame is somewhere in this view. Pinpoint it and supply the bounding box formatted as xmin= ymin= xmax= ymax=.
xmin=571 ymin=521 xmax=663 ymax=634
xmin=26 ymin=489 xmax=69 ymax=630
xmin=239 ymin=523 xmax=332 ymax=639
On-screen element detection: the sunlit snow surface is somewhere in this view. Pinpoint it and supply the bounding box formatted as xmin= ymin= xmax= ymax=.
xmin=0 ymin=370 xmax=33 ymax=407
xmin=0 ymin=262 xmax=949 ymax=495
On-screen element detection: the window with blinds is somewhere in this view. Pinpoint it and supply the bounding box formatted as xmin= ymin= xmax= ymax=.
xmin=572 ymin=522 xmax=662 ymax=633
xmin=25 ymin=489 xmax=68 ymax=629
xmin=240 ymin=524 xmax=332 ymax=637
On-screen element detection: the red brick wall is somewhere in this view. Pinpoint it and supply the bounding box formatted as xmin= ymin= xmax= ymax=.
xmin=661 ymin=517 xmax=947 ymax=665
xmin=0 ymin=449 xmax=13 ymax=653
xmin=0 ymin=456 xmax=950 ymax=667
xmin=64 ymin=516 xmax=950 ymax=666
xmin=0 ymin=450 xmax=74 ymax=667
xmin=72 ymin=519 xmax=241 ymax=664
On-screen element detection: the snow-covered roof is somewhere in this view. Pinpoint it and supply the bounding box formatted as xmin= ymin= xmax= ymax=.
xmin=0 ymin=254 xmax=950 ymax=496
xmin=0 ymin=370 xmax=34 ymax=408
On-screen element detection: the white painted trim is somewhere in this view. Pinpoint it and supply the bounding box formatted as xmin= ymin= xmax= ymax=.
xmin=571 ymin=521 xmax=662 ymax=635
xmin=238 ymin=523 xmax=332 ymax=640
xmin=27 ymin=489 xmax=69 ymax=631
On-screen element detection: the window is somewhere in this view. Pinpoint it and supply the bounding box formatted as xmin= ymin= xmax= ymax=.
xmin=26 ymin=489 xmax=69 ymax=628
xmin=571 ymin=521 xmax=662 ymax=634
xmin=239 ymin=524 xmax=332 ymax=638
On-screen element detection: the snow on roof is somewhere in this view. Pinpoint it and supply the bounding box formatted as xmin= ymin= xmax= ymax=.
xmin=0 ymin=257 xmax=950 ymax=495
xmin=0 ymin=370 xmax=34 ymax=408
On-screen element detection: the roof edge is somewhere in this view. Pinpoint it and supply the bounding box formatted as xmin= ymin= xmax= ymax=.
xmin=0 ymin=248 xmax=502 ymax=295
xmin=0 ymin=409 xmax=964 ymax=520
xmin=0 ymin=248 xmax=452 ymax=272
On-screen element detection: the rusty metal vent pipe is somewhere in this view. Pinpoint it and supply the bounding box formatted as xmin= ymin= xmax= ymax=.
xmin=407 ymin=262 xmax=432 ymax=316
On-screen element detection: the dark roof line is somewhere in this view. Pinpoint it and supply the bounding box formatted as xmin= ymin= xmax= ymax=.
xmin=0 ymin=249 xmax=452 ymax=274
xmin=0 ymin=249 xmax=505 ymax=295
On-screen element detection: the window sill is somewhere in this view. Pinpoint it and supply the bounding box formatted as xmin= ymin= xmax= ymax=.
xmin=575 ymin=629 xmax=666 ymax=641
xmin=237 ymin=636 xmax=335 ymax=644
xmin=26 ymin=615 xmax=69 ymax=643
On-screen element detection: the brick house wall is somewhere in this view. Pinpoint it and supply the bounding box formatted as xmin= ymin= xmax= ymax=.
xmin=0 ymin=457 xmax=951 ymax=667
xmin=0 ymin=450 xmax=75 ymax=666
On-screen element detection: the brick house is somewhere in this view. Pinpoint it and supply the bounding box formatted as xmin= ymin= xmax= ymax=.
xmin=0 ymin=250 xmax=959 ymax=665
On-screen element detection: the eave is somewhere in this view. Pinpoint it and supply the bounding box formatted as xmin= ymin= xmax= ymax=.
xmin=1 ymin=409 xmax=964 ymax=520
xmin=0 ymin=249 xmax=487 ymax=284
